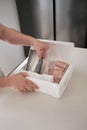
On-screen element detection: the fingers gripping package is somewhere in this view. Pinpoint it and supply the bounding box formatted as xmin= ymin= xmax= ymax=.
xmin=12 ymin=39 xmax=74 ymax=98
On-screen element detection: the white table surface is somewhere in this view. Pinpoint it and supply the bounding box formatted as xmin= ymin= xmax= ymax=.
xmin=0 ymin=47 xmax=87 ymax=130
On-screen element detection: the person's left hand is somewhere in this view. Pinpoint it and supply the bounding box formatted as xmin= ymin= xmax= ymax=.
xmin=33 ymin=40 xmax=49 ymax=58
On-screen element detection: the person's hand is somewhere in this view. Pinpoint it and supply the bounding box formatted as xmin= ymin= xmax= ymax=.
xmin=7 ymin=72 xmax=39 ymax=92
xmin=33 ymin=40 xmax=49 ymax=58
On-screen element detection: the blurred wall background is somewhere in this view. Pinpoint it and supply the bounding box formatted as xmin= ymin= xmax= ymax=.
xmin=0 ymin=0 xmax=25 ymax=75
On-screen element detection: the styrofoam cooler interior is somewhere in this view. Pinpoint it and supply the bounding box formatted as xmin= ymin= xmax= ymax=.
xmin=12 ymin=39 xmax=74 ymax=98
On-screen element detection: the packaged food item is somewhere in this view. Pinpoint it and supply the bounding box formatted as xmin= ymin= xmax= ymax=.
xmin=48 ymin=60 xmax=69 ymax=83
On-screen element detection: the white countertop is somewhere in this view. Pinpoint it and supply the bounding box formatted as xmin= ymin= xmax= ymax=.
xmin=0 ymin=47 xmax=87 ymax=130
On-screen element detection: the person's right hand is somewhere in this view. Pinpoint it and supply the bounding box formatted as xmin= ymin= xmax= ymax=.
xmin=7 ymin=72 xmax=39 ymax=92
xmin=33 ymin=40 xmax=49 ymax=58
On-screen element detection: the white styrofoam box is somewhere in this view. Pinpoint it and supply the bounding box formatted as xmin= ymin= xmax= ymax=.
xmin=12 ymin=39 xmax=74 ymax=98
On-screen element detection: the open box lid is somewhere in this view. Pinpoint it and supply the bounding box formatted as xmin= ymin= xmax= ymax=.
xmin=39 ymin=39 xmax=75 ymax=64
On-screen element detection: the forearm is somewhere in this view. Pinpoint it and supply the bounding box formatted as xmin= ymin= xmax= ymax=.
xmin=0 ymin=77 xmax=10 ymax=88
xmin=0 ymin=24 xmax=49 ymax=58
xmin=0 ymin=24 xmax=38 ymax=46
